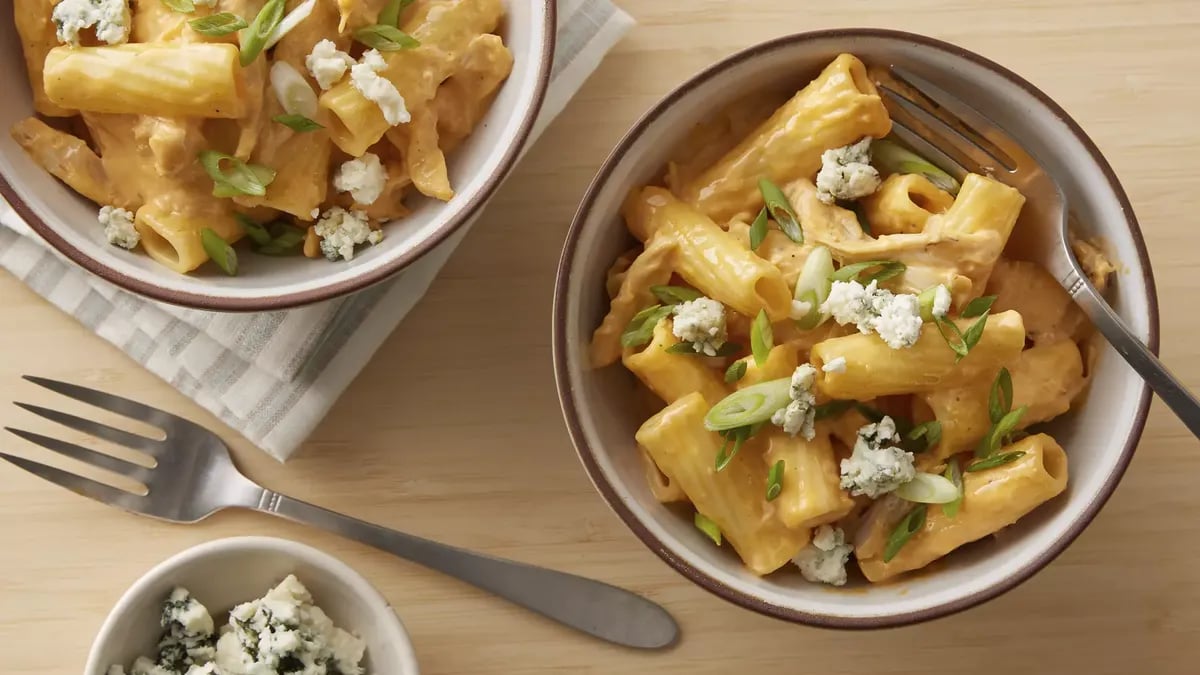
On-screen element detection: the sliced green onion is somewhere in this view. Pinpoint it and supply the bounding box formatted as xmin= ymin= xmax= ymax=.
xmin=748 ymin=207 xmax=769 ymax=251
xmin=694 ymin=513 xmax=722 ymax=546
xmin=765 ymin=460 xmax=785 ymax=501
xmin=793 ymin=245 xmax=834 ymax=329
xmin=161 ymin=0 xmax=195 ymax=13
xmin=715 ymin=425 xmax=754 ymax=471
xmin=254 ymin=224 xmax=307 ymax=255
xmin=935 ymin=310 xmax=990 ymax=364
xmin=240 ymin=0 xmax=286 ymax=67
xmin=989 ymin=367 xmax=1014 ymax=424
xmin=650 ymin=285 xmax=702 ymax=306
xmin=831 ymin=260 xmax=907 ymax=284
xmin=961 ymin=295 xmax=997 ymax=319
xmin=188 ymin=12 xmax=247 ymax=35
xmin=263 ymin=0 xmax=316 ymax=50
xmin=917 ymin=286 xmax=938 ymax=322
xmin=813 ymin=399 xmax=854 ymax=421
xmin=198 ymin=151 xmax=276 ymax=198
xmin=273 ymin=114 xmax=323 ymax=132
xmin=750 ymin=309 xmax=773 ymax=366
xmin=905 ymin=420 xmax=942 ymax=453
xmin=270 ymin=61 xmax=319 ymax=118
xmin=235 ymin=214 xmax=271 ymax=246
xmin=958 ymin=312 xmax=990 ymax=357
xmin=665 ymin=341 xmax=741 ymax=357
xmin=704 ymin=378 xmax=792 ymax=431
xmin=883 ymin=504 xmax=927 ymax=562
xmin=354 ymin=24 xmax=420 ymax=51
xmin=378 ymin=0 xmax=414 ymax=27
xmin=895 ymin=472 xmax=958 ymax=504
xmin=967 ymin=450 xmax=1026 ymax=472
xmin=725 ymin=360 xmax=747 ymax=384
xmin=758 ymin=178 xmax=802 ymax=243
xmin=200 ymin=228 xmax=237 ymax=275
xmin=871 ymin=138 xmax=961 ymax=195
xmin=976 ymin=406 xmax=1028 ymax=457
xmin=942 ymin=459 xmax=963 ymax=518
xmin=620 ymin=304 xmax=672 ymax=349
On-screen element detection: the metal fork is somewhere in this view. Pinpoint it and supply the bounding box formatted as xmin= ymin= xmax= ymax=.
xmin=871 ymin=66 xmax=1200 ymax=438
xmin=1 ymin=376 xmax=679 ymax=650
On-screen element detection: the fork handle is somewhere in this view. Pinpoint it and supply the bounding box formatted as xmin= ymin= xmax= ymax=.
xmin=257 ymin=491 xmax=679 ymax=649
xmin=1069 ymin=275 xmax=1200 ymax=438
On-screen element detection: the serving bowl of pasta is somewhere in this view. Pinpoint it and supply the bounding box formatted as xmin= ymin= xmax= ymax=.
xmin=0 ymin=0 xmax=554 ymax=310
xmin=554 ymin=29 xmax=1158 ymax=627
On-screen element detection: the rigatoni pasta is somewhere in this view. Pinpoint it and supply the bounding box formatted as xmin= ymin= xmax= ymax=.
xmin=590 ymin=53 xmax=1112 ymax=586
xmin=10 ymin=0 xmax=514 ymax=274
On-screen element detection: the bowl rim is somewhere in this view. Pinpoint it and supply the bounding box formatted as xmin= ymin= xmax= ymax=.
xmin=84 ymin=535 xmax=420 ymax=674
xmin=1 ymin=2 xmax=557 ymax=312
xmin=552 ymin=27 xmax=1160 ymax=630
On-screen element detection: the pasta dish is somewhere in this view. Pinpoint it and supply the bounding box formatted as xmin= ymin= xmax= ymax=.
xmin=11 ymin=0 xmax=512 ymax=274
xmin=591 ymin=54 xmax=1115 ymax=585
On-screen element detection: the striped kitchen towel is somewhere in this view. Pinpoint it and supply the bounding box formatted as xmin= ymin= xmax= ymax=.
xmin=0 ymin=0 xmax=633 ymax=460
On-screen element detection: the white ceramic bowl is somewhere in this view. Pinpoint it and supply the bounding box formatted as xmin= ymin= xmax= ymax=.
xmin=85 ymin=537 xmax=419 ymax=674
xmin=553 ymin=29 xmax=1159 ymax=628
xmin=0 ymin=2 xmax=554 ymax=311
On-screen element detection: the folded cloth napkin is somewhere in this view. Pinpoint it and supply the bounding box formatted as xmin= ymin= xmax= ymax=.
xmin=0 ymin=0 xmax=633 ymax=461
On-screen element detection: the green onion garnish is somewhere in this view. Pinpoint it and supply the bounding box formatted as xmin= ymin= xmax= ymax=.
xmin=694 ymin=513 xmax=722 ymax=546
xmin=748 ymin=207 xmax=769 ymax=251
xmin=704 ymin=378 xmax=792 ymax=432
xmin=942 ymin=459 xmax=963 ymax=518
xmin=894 ymin=472 xmax=958 ymax=504
xmin=917 ymin=286 xmax=938 ymax=322
xmin=354 ymin=24 xmax=420 ymax=51
xmin=254 ymin=224 xmax=307 ymax=256
xmin=198 ymin=151 xmax=276 ymax=198
xmin=750 ymin=309 xmax=773 ymax=366
xmin=240 ymin=0 xmax=286 ymax=66
xmin=620 ymin=304 xmax=672 ymax=349
xmin=830 ymin=260 xmax=907 ymax=284
xmin=989 ymin=367 xmax=1014 ymax=424
xmin=665 ymin=342 xmax=741 ymax=357
xmin=961 ymin=295 xmax=997 ymax=319
xmin=650 ymin=285 xmax=702 ymax=306
xmin=725 ymin=360 xmax=747 ymax=384
xmin=793 ymin=245 xmax=834 ymax=329
xmin=871 ymin=138 xmax=961 ymax=195
xmin=235 ymin=214 xmax=271 ymax=246
xmin=161 ymin=0 xmax=195 ymax=13
xmin=758 ymin=178 xmax=802 ymax=243
xmin=377 ymin=0 xmax=414 ymax=26
xmin=765 ymin=460 xmax=785 ymax=501
xmin=273 ymin=114 xmax=323 ymax=132
xmin=976 ymin=406 xmax=1027 ymax=457
xmin=967 ymin=450 xmax=1026 ymax=472
xmin=934 ymin=299 xmax=994 ymax=363
xmin=813 ymin=399 xmax=855 ymax=421
xmin=905 ymin=420 xmax=942 ymax=453
xmin=188 ymin=11 xmax=247 ymax=35
xmin=883 ymin=504 xmax=927 ymax=562
xmin=200 ymin=228 xmax=237 ymax=275
xmin=715 ymin=425 xmax=756 ymax=471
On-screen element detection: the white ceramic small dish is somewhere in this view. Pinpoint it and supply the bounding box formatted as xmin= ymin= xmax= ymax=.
xmin=0 ymin=2 xmax=555 ymax=311
xmin=84 ymin=536 xmax=419 ymax=674
xmin=553 ymin=29 xmax=1158 ymax=628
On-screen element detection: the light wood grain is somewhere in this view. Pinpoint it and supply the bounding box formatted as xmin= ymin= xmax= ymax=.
xmin=2 ymin=1 xmax=1199 ymax=672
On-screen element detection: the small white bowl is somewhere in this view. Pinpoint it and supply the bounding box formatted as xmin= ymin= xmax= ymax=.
xmin=0 ymin=2 xmax=554 ymax=311
xmin=85 ymin=537 xmax=419 ymax=675
xmin=554 ymin=29 xmax=1158 ymax=628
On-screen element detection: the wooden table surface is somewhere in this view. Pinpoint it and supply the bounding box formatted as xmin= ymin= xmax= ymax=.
xmin=3 ymin=1 xmax=1199 ymax=672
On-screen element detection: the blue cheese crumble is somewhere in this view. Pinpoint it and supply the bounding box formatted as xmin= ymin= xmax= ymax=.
xmin=333 ymin=153 xmax=387 ymax=206
xmin=314 ymin=206 xmax=383 ymax=261
xmin=815 ymin=138 xmax=881 ymax=204
xmin=670 ymin=297 xmax=727 ymax=356
xmin=770 ymin=364 xmax=818 ymax=440
xmin=793 ymin=525 xmax=854 ymax=586
xmin=821 ymin=356 xmax=847 ymax=373
xmin=52 ymin=0 xmax=130 ymax=46
xmin=932 ymin=284 xmax=952 ymax=318
xmin=839 ymin=416 xmax=916 ymax=498
xmin=98 ymin=205 xmax=139 ymax=250
xmin=109 ymin=577 xmax=367 ymax=675
xmin=821 ymin=279 xmax=923 ymax=349
xmin=350 ymin=50 xmax=410 ymax=126
xmin=305 ymin=39 xmax=355 ymax=91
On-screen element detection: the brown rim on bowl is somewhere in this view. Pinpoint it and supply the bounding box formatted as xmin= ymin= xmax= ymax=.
xmin=0 ymin=3 xmax=557 ymax=312
xmin=552 ymin=28 xmax=1159 ymax=630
